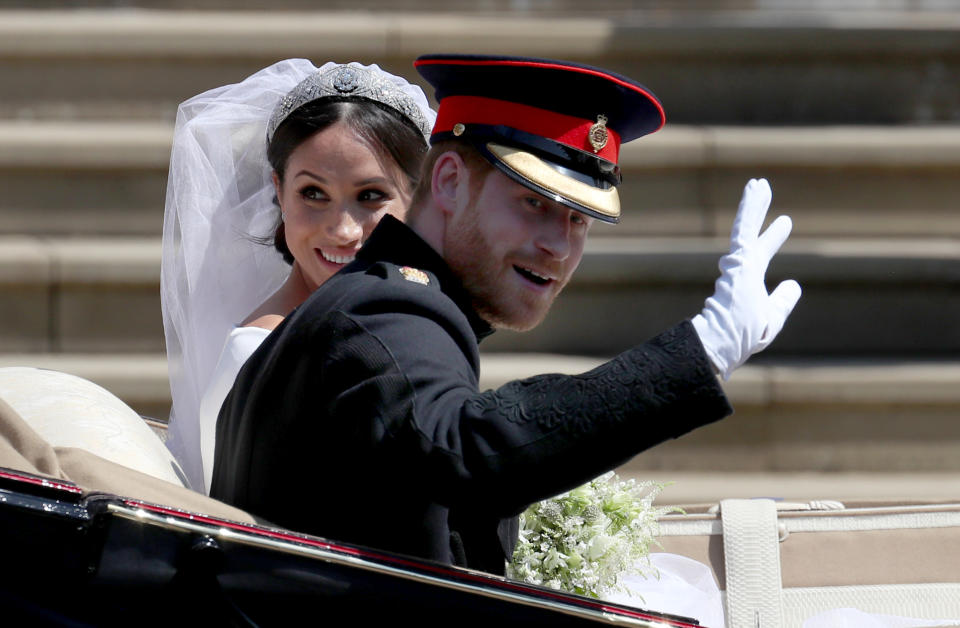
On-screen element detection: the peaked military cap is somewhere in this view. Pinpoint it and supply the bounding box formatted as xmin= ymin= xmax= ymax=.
xmin=414 ymin=54 xmax=665 ymax=223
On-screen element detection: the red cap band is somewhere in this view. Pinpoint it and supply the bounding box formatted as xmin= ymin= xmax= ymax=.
xmin=433 ymin=95 xmax=621 ymax=163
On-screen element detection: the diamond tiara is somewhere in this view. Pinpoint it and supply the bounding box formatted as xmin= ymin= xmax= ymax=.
xmin=267 ymin=64 xmax=432 ymax=143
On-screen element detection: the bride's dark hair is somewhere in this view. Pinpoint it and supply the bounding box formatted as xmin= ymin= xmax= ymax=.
xmin=266 ymin=98 xmax=427 ymax=264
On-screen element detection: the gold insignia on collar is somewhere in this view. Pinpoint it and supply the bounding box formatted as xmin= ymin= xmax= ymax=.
xmin=399 ymin=266 xmax=430 ymax=285
xmin=588 ymin=114 xmax=609 ymax=153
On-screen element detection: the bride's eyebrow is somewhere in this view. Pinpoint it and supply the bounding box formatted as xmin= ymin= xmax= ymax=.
xmin=291 ymin=172 xmax=393 ymax=188
xmin=291 ymin=169 xmax=327 ymax=182
xmin=354 ymin=176 xmax=392 ymax=187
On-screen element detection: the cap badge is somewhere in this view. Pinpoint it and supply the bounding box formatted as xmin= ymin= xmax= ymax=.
xmin=588 ymin=114 xmax=609 ymax=153
xmin=453 ymin=123 xmax=466 ymax=137
xmin=399 ymin=266 xmax=430 ymax=285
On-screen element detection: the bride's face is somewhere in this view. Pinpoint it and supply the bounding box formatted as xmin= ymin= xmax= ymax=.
xmin=274 ymin=121 xmax=413 ymax=292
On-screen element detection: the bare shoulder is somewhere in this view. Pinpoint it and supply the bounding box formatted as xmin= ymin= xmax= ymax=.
xmin=241 ymin=313 xmax=285 ymax=331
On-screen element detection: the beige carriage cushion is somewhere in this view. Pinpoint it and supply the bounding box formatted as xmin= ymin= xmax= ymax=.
xmin=0 ymin=367 xmax=184 ymax=486
xmin=55 ymin=446 xmax=257 ymax=524
xmin=659 ymin=504 xmax=960 ymax=589
xmin=0 ymin=397 xmax=67 ymax=480
xmin=0 ymin=392 xmax=256 ymax=525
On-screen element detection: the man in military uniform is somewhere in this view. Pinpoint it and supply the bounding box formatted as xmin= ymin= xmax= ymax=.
xmin=211 ymin=55 xmax=801 ymax=575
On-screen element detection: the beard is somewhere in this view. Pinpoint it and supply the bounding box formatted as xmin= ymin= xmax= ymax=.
xmin=443 ymin=201 xmax=561 ymax=332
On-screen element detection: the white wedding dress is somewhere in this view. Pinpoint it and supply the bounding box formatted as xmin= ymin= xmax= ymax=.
xmin=197 ymin=326 xmax=270 ymax=494
xmin=606 ymin=553 xmax=726 ymax=627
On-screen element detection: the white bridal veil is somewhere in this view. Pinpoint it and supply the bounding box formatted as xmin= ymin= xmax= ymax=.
xmin=160 ymin=59 xmax=436 ymax=491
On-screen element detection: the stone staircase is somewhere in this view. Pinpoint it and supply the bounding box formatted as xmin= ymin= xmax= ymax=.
xmin=2 ymin=3 xmax=959 ymax=501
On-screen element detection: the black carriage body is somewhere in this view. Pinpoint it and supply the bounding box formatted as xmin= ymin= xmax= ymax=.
xmin=0 ymin=468 xmax=699 ymax=627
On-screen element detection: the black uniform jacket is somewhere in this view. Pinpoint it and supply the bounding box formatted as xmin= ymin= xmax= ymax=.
xmin=211 ymin=216 xmax=732 ymax=574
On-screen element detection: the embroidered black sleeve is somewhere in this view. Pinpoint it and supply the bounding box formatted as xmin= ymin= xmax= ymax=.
xmin=463 ymin=321 xmax=731 ymax=477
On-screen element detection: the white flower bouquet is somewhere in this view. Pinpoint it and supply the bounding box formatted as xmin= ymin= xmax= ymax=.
xmin=507 ymin=471 xmax=680 ymax=599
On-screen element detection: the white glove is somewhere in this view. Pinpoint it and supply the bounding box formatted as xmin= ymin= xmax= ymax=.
xmin=691 ymin=178 xmax=802 ymax=379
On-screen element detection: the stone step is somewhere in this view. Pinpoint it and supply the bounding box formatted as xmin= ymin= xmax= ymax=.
xmin=0 ymin=121 xmax=171 ymax=235
xmin=3 ymin=234 xmax=958 ymax=357
xmin=616 ymin=471 xmax=960 ymax=506
xmin=2 ymin=121 xmax=959 ymax=237
xmin=607 ymin=125 xmax=960 ymax=239
xmin=2 ymin=352 xmax=959 ymax=475
xmin=10 ymin=1 xmax=944 ymax=12
xmin=1 ymin=9 xmax=959 ymax=124
xmin=0 ymin=236 xmax=162 ymax=353
xmin=621 ymin=358 xmax=960 ymax=475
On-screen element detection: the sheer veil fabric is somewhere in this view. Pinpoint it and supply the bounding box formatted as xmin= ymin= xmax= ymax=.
xmin=161 ymin=59 xmax=436 ymax=491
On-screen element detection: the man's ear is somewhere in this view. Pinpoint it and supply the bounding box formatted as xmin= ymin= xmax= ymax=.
xmin=431 ymin=151 xmax=467 ymax=217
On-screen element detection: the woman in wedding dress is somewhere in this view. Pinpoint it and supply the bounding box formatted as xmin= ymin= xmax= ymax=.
xmin=161 ymin=59 xmax=436 ymax=493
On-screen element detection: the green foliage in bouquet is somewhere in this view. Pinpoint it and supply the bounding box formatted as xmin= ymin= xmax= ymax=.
xmin=507 ymin=472 xmax=681 ymax=598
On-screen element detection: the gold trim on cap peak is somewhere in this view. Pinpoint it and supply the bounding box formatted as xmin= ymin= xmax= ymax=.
xmin=487 ymin=143 xmax=620 ymax=219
